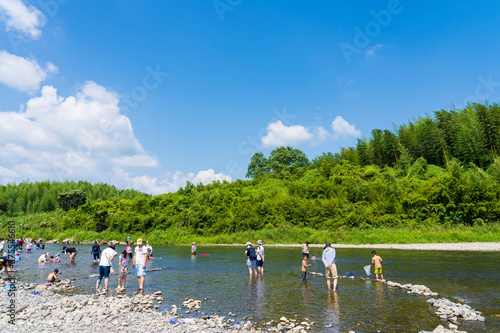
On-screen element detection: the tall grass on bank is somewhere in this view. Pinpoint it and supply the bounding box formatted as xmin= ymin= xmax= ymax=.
xmin=1 ymin=212 xmax=499 ymax=245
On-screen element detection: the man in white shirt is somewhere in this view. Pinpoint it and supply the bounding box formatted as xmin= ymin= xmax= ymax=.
xmin=96 ymin=243 xmax=117 ymax=290
xmin=133 ymin=239 xmax=149 ymax=290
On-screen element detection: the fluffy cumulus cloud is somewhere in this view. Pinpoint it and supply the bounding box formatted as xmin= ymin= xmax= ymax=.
xmin=113 ymin=168 xmax=232 ymax=195
xmin=262 ymin=120 xmax=314 ymax=148
xmin=0 ymin=81 xmax=158 ymax=184
xmin=0 ymin=0 xmax=44 ymax=39
xmin=331 ymin=116 xmax=361 ymax=138
xmin=0 ymin=50 xmax=57 ymax=92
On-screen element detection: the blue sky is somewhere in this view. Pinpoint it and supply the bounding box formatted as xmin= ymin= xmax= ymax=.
xmin=1 ymin=0 xmax=500 ymax=194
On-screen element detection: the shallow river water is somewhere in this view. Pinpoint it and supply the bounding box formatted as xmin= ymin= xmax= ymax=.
xmin=12 ymin=244 xmax=500 ymax=332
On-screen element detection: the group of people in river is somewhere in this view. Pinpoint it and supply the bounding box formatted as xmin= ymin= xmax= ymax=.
xmin=1 ymin=234 xmax=385 ymax=294
xmin=300 ymin=241 xmax=385 ymax=291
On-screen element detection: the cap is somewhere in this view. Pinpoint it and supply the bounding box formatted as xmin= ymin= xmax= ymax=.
xmin=45 ymin=252 xmax=49 ymax=256
xmin=109 ymin=243 xmax=116 ymax=249
xmin=137 ymin=238 xmax=143 ymax=245
xmin=127 ymin=236 xmax=131 ymax=239
xmin=93 ymin=241 xmax=98 ymax=245
xmin=192 ymin=242 xmax=196 ymax=245
xmin=324 ymin=242 xmax=331 ymax=249
xmin=257 ymin=240 xmax=262 ymax=245
xmin=126 ymin=246 xmax=132 ymax=253
xmin=245 ymin=241 xmax=252 ymax=246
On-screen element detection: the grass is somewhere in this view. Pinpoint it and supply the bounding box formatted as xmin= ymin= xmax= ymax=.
xmin=2 ymin=213 xmax=500 ymax=245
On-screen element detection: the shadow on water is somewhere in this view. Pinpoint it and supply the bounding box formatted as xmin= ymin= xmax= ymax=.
xmin=11 ymin=244 xmax=499 ymax=332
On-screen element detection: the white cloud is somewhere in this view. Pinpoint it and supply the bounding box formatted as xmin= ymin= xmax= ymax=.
xmin=262 ymin=120 xmax=314 ymax=148
xmin=113 ymin=168 xmax=233 ymax=195
xmin=0 ymin=81 xmax=158 ymax=184
xmin=346 ymin=78 xmax=355 ymax=85
xmin=0 ymin=50 xmax=57 ymax=92
xmin=365 ymin=44 xmax=384 ymax=58
xmin=331 ymin=116 xmax=361 ymax=138
xmin=315 ymin=126 xmax=329 ymax=142
xmin=0 ymin=0 xmax=44 ymax=39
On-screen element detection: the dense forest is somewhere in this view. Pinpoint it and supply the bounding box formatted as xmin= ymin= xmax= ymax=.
xmin=1 ymin=103 xmax=500 ymax=243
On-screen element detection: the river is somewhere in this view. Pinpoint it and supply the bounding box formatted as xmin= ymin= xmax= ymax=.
xmin=11 ymin=244 xmax=499 ymax=332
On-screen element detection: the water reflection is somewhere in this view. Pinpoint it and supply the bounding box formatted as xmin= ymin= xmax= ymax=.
xmin=11 ymin=244 xmax=500 ymax=332
xmin=325 ymin=290 xmax=340 ymax=333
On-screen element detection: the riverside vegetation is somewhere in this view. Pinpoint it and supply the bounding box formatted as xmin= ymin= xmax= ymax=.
xmin=2 ymin=103 xmax=500 ymax=244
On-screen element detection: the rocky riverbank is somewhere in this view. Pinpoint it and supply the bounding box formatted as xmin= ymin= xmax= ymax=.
xmin=0 ymin=275 xmax=482 ymax=333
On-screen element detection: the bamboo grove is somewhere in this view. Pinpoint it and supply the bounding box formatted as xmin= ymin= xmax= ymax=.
xmin=1 ymin=103 xmax=500 ymax=240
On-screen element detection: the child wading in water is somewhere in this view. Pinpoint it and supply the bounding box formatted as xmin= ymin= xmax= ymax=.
xmin=371 ymin=250 xmax=384 ymax=281
xmin=301 ymin=254 xmax=312 ymax=281
xmin=118 ymin=246 xmax=133 ymax=290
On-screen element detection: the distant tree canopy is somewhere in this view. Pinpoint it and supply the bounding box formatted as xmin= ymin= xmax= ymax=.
xmin=247 ymin=146 xmax=310 ymax=178
xmin=2 ymin=103 xmax=500 ymax=236
xmin=57 ymin=190 xmax=87 ymax=211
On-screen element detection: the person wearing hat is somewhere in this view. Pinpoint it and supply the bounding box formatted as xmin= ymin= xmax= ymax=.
xmin=118 ymin=246 xmax=133 ymax=290
xmin=302 ymin=241 xmax=310 ymax=259
xmin=256 ymin=240 xmax=265 ymax=274
xmin=322 ymin=242 xmax=338 ymax=291
xmin=96 ymin=243 xmax=117 ymax=290
xmin=91 ymin=241 xmax=102 ymax=264
xmin=38 ymin=252 xmax=50 ymax=263
xmin=245 ymin=242 xmax=258 ymax=276
xmin=125 ymin=236 xmax=133 ymax=246
xmin=133 ymin=238 xmax=149 ymax=290
xmin=191 ymin=242 xmax=197 ymax=255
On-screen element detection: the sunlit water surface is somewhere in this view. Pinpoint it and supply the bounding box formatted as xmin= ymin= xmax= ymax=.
xmin=12 ymin=244 xmax=499 ymax=332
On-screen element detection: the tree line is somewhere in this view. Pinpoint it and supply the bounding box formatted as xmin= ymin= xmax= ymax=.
xmin=1 ymin=103 xmax=500 ymax=237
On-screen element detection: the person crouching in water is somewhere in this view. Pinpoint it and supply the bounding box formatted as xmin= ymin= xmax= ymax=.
xmin=118 ymin=246 xmax=133 ymax=290
xmin=62 ymin=246 xmax=78 ymax=263
xmin=96 ymin=243 xmax=117 ymax=291
xmin=0 ymin=256 xmax=13 ymax=279
xmin=47 ymin=269 xmax=61 ymax=283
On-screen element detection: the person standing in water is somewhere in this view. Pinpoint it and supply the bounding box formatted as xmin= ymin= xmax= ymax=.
xmin=371 ymin=250 xmax=384 ymax=281
xmin=245 ymin=242 xmax=258 ymax=276
xmin=118 ymin=246 xmax=133 ymax=290
xmin=133 ymin=239 xmax=149 ymax=291
xmin=96 ymin=243 xmax=117 ymax=290
xmin=322 ymin=242 xmax=338 ymax=291
xmin=302 ymin=241 xmax=310 ymax=259
xmin=191 ymin=242 xmax=197 ymax=255
xmin=256 ymin=240 xmax=265 ymax=274
xmin=91 ymin=241 xmax=101 ymax=264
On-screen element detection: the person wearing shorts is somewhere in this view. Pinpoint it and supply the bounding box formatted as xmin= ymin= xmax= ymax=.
xmin=256 ymin=240 xmax=265 ymax=274
xmin=371 ymin=250 xmax=384 ymax=281
xmin=134 ymin=239 xmax=149 ymax=290
xmin=245 ymin=242 xmax=257 ymax=276
xmin=322 ymin=242 xmax=338 ymax=291
xmin=62 ymin=246 xmax=78 ymax=263
xmin=96 ymin=243 xmax=117 ymax=290
xmin=301 ymin=254 xmax=312 ymax=281
xmin=302 ymin=241 xmax=310 ymax=259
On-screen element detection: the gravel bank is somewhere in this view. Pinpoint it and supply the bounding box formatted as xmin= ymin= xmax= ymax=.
xmin=228 ymin=242 xmax=500 ymax=251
